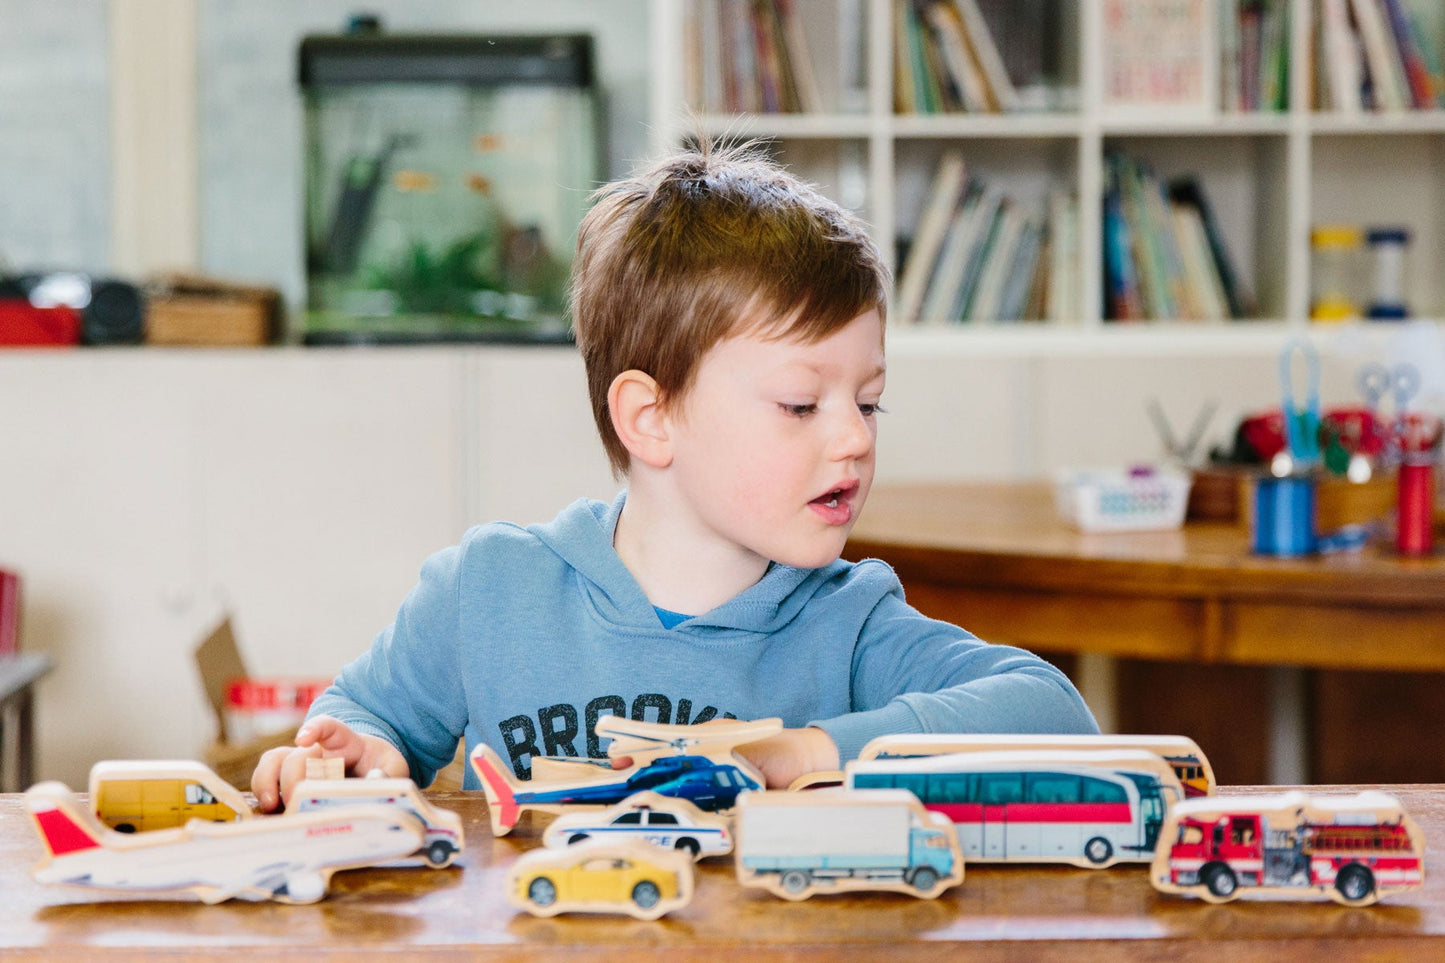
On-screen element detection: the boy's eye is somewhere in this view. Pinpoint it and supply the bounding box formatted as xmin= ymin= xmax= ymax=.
xmin=858 ymin=403 xmax=886 ymax=417
xmin=779 ymin=403 xmax=817 ymax=417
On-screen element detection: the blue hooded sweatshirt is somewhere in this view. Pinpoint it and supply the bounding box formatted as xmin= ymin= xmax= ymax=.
xmin=308 ymin=493 xmax=1098 ymax=788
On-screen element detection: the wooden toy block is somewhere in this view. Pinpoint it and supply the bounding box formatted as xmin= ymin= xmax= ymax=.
xmin=734 ymin=788 xmax=963 ymax=901
xmin=286 ymin=771 xmax=465 ymax=868
xmin=507 ymin=837 xmax=695 ymax=919
xmin=854 ymin=732 xmax=1216 ymax=797
xmin=847 ymin=747 xmax=1187 ymax=868
xmin=542 ymin=790 xmax=734 ymax=860
xmin=470 ymin=715 xmax=780 ymax=836
xmin=26 ymin=780 xmax=425 ymax=904
xmin=1151 ymin=790 xmax=1425 ymax=905
xmin=304 ymin=756 xmax=346 ymax=781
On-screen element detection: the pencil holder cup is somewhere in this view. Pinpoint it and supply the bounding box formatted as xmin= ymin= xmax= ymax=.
xmin=1396 ymin=459 xmax=1435 ymax=556
xmin=1251 ymin=474 xmax=1317 ymax=557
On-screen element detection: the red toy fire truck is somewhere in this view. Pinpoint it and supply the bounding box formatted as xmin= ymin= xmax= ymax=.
xmin=1151 ymin=790 xmax=1424 ymax=906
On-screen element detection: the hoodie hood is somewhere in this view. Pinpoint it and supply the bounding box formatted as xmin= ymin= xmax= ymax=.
xmin=527 ymin=492 xmax=843 ymax=636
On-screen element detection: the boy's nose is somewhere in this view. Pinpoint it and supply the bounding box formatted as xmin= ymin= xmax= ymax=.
xmin=829 ymin=408 xmax=875 ymax=460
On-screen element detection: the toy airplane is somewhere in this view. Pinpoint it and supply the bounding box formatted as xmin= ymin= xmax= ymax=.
xmin=508 ymin=837 xmax=696 ymax=920
xmin=1152 ymin=790 xmax=1425 ymax=906
xmin=25 ymin=780 xmax=425 ymax=904
xmin=471 ymin=716 xmax=780 ymax=836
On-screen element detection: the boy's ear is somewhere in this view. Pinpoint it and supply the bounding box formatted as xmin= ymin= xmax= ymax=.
xmin=608 ymin=370 xmax=673 ymax=469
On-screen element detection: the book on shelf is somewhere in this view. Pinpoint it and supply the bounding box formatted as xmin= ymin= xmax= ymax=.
xmin=1380 ymin=0 xmax=1436 ymax=108
xmin=895 ymin=150 xmax=969 ymax=326
xmin=1168 ymin=175 xmax=1251 ymax=319
xmin=1314 ymin=0 xmax=1443 ymax=110
xmin=688 ymin=0 xmax=823 ymax=113
xmin=1103 ymin=155 xmax=1250 ymax=323
xmin=896 ymin=0 xmax=1021 ymax=114
xmin=1045 ymin=187 xmax=1078 ymax=324
xmin=1100 ymin=0 xmax=1218 ymax=121
xmin=1350 ymin=0 xmax=1410 ymax=109
xmin=1319 ymin=0 xmax=1364 ymax=112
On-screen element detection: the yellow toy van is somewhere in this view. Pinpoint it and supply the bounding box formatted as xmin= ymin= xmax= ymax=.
xmin=89 ymin=760 xmax=252 ymax=833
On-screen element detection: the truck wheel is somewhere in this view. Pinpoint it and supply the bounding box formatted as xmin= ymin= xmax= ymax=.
xmin=1203 ymin=863 xmax=1238 ymax=900
xmin=632 ymin=880 xmax=661 ymax=910
xmin=1335 ymin=864 xmax=1375 ymax=904
xmin=675 ymin=838 xmax=700 ymax=858
xmin=780 ymin=870 xmax=811 ymax=896
xmin=1084 ymin=837 xmax=1113 ymax=865
xmin=528 ymin=876 xmax=557 ymax=907
xmin=910 ymin=866 xmax=939 ymax=892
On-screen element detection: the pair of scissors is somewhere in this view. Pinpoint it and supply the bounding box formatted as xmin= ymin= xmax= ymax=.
xmin=1357 ymin=362 xmax=1420 ymax=420
xmin=1274 ymin=337 xmax=1321 ymax=475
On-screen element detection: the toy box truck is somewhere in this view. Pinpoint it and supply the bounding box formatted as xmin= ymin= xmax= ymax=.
xmin=734 ymin=788 xmax=963 ymax=900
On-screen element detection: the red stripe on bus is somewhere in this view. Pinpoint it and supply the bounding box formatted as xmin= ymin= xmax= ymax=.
xmin=927 ymin=802 xmax=1132 ymax=824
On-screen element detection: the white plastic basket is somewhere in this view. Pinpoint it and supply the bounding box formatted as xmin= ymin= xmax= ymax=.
xmin=1054 ymin=469 xmax=1192 ymax=532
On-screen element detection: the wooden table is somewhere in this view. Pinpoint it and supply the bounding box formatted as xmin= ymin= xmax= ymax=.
xmin=1 ymin=787 xmax=1443 ymax=960
xmin=845 ymin=482 xmax=1445 ymax=672
xmin=844 ymin=482 xmax=1445 ymax=785
xmin=0 ymin=653 xmax=51 ymax=793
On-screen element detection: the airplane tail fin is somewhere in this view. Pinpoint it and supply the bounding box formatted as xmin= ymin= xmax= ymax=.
xmin=25 ymin=782 xmax=104 ymax=858
xmin=468 ymin=744 xmax=521 ymax=836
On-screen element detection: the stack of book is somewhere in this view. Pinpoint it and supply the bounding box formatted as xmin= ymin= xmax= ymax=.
xmin=685 ymin=0 xmax=823 ymax=113
xmin=1315 ymin=0 xmax=1445 ymax=111
xmin=1220 ymin=0 xmax=1292 ymax=112
xmin=893 ymin=0 xmax=1022 ymax=113
xmin=1102 ymin=153 xmax=1249 ymax=323
xmin=895 ymin=150 xmax=1077 ymax=325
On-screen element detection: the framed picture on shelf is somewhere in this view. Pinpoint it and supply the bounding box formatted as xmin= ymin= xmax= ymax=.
xmin=1099 ymin=0 xmax=1217 ymax=123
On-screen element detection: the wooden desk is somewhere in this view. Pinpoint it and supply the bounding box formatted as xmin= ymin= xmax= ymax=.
xmin=0 ymin=653 xmax=51 ymax=793
xmin=845 ymin=482 xmax=1445 ymax=671
xmin=1 ymin=787 xmax=1442 ymax=960
xmin=844 ymin=482 xmax=1445 ymax=785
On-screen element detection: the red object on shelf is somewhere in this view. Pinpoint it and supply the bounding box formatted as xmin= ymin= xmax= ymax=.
xmin=0 ymin=570 xmax=18 ymax=655
xmin=0 ymin=300 xmax=81 ymax=346
xmin=1397 ymin=460 xmax=1436 ymax=556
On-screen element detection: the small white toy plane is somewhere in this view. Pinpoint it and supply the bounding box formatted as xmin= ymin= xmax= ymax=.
xmin=25 ymin=780 xmax=426 ymax=904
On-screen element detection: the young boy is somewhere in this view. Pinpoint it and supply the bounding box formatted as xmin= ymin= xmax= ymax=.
xmin=252 ymin=142 xmax=1097 ymax=812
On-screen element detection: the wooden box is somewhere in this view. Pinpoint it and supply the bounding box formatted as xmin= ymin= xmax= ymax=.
xmin=146 ymin=274 xmax=279 ymax=346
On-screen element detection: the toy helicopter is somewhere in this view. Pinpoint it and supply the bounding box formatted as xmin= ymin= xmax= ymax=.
xmin=470 ymin=716 xmax=781 ymax=836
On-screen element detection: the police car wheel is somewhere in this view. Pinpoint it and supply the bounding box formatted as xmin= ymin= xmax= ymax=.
xmin=675 ymin=838 xmax=700 ymax=857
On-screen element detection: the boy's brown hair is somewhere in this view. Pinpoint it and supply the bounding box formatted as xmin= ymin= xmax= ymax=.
xmin=570 ymin=140 xmax=889 ymax=475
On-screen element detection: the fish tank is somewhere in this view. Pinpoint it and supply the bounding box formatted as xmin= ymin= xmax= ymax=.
xmin=299 ymin=29 xmax=599 ymax=344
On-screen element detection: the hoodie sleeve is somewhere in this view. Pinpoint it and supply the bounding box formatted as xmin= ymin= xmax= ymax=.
xmin=305 ymin=541 xmax=470 ymax=788
xmin=809 ymin=569 xmax=1099 ymax=762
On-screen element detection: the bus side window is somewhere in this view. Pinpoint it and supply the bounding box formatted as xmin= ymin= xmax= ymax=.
xmin=894 ymin=774 xmax=928 ymax=801
xmin=1026 ymin=773 xmax=1081 ymax=804
xmin=978 ymin=774 xmax=1025 ymax=806
xmin=927 ymin=773 xmax=975 ymax=805
xmin=852 ymin=773 xmax=895 ymax=790
xmin=1080 ymin=777 xmax=1127 ymax=804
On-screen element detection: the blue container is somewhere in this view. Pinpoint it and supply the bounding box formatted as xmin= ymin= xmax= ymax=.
xmin=1252 ymin=476 xmax=1317 ymax=557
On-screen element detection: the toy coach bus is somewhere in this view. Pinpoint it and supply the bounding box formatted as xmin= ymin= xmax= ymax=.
xmin=857 ymin=733 xmax=1215 ymax=798
xmin=846 ymin=748 xmax=1184 ymax=868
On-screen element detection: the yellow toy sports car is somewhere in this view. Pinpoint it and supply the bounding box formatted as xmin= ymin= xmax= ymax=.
xmin=507 ymin=837 xmax=695 ymax=919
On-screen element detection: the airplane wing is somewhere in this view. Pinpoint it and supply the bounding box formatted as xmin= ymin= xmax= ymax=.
xmin=597 ymin=717 xmax=783 ymax=761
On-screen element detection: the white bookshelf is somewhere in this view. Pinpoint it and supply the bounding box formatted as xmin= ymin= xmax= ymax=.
xmin=648 ymin=0 xmax=1445 ymax=346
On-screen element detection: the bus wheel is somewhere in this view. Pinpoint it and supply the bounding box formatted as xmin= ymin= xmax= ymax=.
xmin=1335 ymin=864 xmax=1375 ymax=904
xmin=1203 ymin=863 xmax=1238 ymax=900
xmin=909 ymin=866 xmax=939 ymax=892
xmin=1084 ymin=837 xmax=1113 ymax=865
xmin=780 ymin=870 xmax=811 ymax=896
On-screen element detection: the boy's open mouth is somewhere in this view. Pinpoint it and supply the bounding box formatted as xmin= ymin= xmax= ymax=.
xmin=809 ymin=481 xmax=859 ymax=522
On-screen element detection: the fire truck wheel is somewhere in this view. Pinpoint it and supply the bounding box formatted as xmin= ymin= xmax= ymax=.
xmin=1202 ymin=863 xmax=1238 ymax=900
xmin=1084 ymin=837 xmax=1113 ymax=865
xmin=1335 ymin=864 xmax=1375 ymax=904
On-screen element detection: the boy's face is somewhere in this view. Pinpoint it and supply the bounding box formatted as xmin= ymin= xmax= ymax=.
xmin=664 ymin=308 xmax=885 ymax=571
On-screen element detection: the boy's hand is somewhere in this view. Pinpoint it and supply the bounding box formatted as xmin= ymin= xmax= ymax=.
xmin=736 ymin=726 xmax=839 ymax=789
xmin=250 ymin=716 xmax=408 ymax=813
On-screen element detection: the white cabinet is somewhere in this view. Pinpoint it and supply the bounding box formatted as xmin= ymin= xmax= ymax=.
xmin=0 ymin=348 xmax=616 ymax=786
